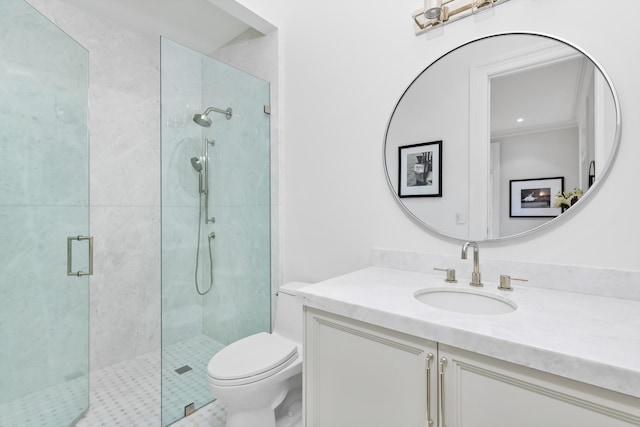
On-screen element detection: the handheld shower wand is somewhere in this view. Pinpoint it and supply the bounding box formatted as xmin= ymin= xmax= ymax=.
xmin=190 ymin=157 xmax=204 ymax=194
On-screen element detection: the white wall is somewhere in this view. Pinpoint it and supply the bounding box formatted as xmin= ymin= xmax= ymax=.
xmin=497 ymin=127 xmax=579 ymax=236
xmin=236 ymin=0 xmax=640 ymax=283
xmin=385 ymin=47 xmax=470 ymax=238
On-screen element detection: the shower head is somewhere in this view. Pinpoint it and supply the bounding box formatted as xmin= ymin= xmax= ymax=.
xmin=193 ymin=113 xmax=212 ymax=128
xmin=190 ymin=157 xmax=203 ymax=172
xmin=193 ymin=106 xmax=233 ymax=127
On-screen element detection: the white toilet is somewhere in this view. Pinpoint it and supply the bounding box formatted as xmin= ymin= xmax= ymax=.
xmin=207 ymin=282 xmax=309 ymax=427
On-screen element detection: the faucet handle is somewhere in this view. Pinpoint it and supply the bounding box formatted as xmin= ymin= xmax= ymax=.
xmin=498 ymin=274 xmax=528 ymax=291
xmin=433 ymin=267 xmax=457 ymax=283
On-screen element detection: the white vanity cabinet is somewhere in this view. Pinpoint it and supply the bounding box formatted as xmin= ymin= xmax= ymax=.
xmin=304 ymin=307 xmax=437 ymax=427
xmin=304 ymin=307 xmax=640 ymax=427
xmin=438 ymin=344 xmax=640 ymax=427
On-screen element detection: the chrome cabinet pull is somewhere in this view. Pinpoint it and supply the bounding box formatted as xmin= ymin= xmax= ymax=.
xmin=425 ymin=353 xmax=434 ymax=426
xmin=67 ymin=235 xmax=93 ymax=276
xmin=438 ymin=357 xmax=447 ymax=427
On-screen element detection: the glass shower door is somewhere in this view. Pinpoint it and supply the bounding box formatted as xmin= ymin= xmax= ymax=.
xmin=0 ymin=1 xmax=90 ymax=426
xmin=161 ymin=38 xmax=271 ymax=426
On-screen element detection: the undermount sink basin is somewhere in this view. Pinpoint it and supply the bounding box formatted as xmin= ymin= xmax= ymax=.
xmin=414 ymin=288 xmax=517 ymax=315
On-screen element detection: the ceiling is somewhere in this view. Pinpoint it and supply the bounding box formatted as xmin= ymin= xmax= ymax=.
xmin=60 ymin=0 xmax=252 ymax=55
xmin=490 ymin=57 xmax=589 ymax=138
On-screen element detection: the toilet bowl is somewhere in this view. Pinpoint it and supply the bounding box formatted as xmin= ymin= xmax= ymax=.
xmin=207 ymin=282 xmax=309 ymax=427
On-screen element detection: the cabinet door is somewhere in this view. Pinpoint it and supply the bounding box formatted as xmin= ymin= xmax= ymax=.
xmin=305 ymin=308 xmax=438 ymax=427
xmin=439 ymin=344 xmax=640 ymax=427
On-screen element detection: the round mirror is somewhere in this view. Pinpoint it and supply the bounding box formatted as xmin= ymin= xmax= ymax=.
xmin=384 ymin=32 xmax=620 ymax=241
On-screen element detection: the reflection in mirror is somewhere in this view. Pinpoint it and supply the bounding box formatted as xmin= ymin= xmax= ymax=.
xmin=384 ymin=33 xmax=620 ymax=241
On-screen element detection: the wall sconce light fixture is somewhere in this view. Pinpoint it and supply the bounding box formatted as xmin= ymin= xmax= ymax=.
xmin=413 ymin=0 xmax=510 ymax=35
xmin=424 ymin=0 xmax=443 ymax=19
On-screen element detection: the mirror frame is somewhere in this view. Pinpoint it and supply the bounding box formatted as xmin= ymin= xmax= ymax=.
xmin=383 ymin=32 xmax=622 ymax=242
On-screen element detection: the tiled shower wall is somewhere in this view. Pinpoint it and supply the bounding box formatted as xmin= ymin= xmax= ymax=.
xmin=161 ymin=37 xmax=273 ymax=347
xmin=27 ymin=0 xmax=162 ymax=370
xmin=199 ymin=52 xmax=271 ymax=344
xmin=213 ymin=28 xmax=281 ymax=321
xmin=24 ymin=0 xmax=280 ymax=373
xmin=0 ymin=0 xmax=89 ymax=403
xmin=160 ymin=38 xmax=205 ymax=346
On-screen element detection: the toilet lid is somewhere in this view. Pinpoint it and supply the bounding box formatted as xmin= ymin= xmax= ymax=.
xmin=208 ymin=332 xmax=298 ymax=382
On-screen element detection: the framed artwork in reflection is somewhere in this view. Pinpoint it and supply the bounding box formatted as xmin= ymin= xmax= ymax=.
xmin=398 ymin=141 xmax=442 ymax=198
xmin=509 ymin=177 xmax=564 ymax=217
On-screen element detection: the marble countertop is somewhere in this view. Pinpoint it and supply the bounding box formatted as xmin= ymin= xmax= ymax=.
xmin=296 ymin=267 xmax=640 ymax=399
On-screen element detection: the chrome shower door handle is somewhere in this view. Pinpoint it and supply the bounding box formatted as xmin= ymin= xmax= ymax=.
xmin=67 ymin=235 xmax=93 ymax=276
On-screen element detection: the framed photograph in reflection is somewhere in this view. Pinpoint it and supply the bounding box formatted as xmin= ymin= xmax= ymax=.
xmin=398 ymin=141 xmax=442 ymax=198
xmin=509 ymin=177 xmax=564 ymax=217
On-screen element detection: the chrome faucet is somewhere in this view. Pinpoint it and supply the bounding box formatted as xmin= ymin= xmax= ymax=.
xmin=461 ymin=241 xmax=483 ymax=287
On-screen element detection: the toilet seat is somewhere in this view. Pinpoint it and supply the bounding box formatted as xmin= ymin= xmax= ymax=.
xmin=208 ymin=332 xmax=299 ymax=386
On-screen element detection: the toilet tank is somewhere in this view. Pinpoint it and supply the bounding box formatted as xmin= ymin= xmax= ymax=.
xmin=272 ymin=282 xmax=310 ymax=344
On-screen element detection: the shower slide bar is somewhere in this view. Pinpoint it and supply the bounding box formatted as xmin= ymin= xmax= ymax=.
xmin=205 ymin=138 xmax=214 ymax=224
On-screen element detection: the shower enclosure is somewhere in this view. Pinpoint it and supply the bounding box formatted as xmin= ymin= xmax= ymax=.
xmin=161 ymin=38 xmax=271 ymax=426
xmin=0 ymin=0 xmax=90 ymax=426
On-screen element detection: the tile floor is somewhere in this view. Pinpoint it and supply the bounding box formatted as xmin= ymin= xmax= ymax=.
xmin=0 ymin=336 xmax=226 ymax=427
xmin=76 ymin=335 xmax=227 ymax=427
xmin=161 ymin=336 xmax=226 ymax=425
xmin=0 ymin=375 xmax=87 ymax=427
xmin=1 ymin=334 xmax=302 ymax=427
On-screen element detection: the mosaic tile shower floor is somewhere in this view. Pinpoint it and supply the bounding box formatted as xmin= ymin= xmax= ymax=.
xmin=1 ymin=334 xmax=302 ymax=426
xmin=0 ymin=335 xmax=226 ymax=427
xmin=161 ymin=335 xmax=226 ymax=425
xmin=0 ymin=375 xmax=87 ymax=427
xmin=77 ymin=334 xmax=227 ymax=427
